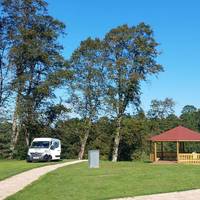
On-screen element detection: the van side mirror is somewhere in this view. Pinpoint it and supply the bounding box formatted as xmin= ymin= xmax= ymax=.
xmin=50 ymin=145 xmax=55 ymax=150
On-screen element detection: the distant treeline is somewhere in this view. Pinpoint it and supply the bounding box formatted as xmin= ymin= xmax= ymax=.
xmin=1 ymin=103 xmax=200 ymax=160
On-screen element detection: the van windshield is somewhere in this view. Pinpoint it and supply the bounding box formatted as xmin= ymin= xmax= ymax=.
xmin=30 ymin=141 xmax=50 ymax=149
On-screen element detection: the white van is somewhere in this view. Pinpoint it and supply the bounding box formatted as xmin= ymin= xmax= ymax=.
xmin=27 ymin=138 xmax=61 ymax=162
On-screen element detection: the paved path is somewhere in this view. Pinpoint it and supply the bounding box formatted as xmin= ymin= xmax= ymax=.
xmin=0 ymin=160 xmax=86 ymax=200
xmin=114 ymin=189 xmax=200 ymax=200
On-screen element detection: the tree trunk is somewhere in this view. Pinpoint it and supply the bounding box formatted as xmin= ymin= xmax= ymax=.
xmin=10 ymin=106 xmax=19 ymax=157
xmin=10 ymin=93 xmax=21 ymax=157
xmin=78 ymin=131 xmax=89 ymax=160
xmin=25 ymin=126 xmax=30 ymax=147
xmin=78 ymin=120 xmax=91 ymax=160
xmin=112 ymin=115 xmax=122 ymax=162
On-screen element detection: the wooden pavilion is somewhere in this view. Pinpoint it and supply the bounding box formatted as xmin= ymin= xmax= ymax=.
xmin=150 ymin=126 xmax=200 ymax=164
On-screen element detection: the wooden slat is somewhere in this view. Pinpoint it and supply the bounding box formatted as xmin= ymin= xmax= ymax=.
xmin=177 ymin=142 xmax=179 ymax=162
xmin=150 ymin=152 xmax=200 ymax=164
xmin=177 ymin=153 xmax=200 ymax=164
xmin=154 ymin=142 xmax=157 ymax=162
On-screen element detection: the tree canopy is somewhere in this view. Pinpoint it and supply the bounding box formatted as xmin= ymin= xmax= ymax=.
xmin=102 ymin=23 xmax=163 ymax=161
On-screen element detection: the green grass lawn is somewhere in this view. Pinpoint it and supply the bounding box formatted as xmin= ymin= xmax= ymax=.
xmin=6 ymin=161 xmax=200 ymax=200
xmin=0 ymin=159 xmax=68 ymax=181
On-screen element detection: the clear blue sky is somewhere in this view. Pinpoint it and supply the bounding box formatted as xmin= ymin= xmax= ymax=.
xmin=47 ymin=0 xmax=200 ymax=115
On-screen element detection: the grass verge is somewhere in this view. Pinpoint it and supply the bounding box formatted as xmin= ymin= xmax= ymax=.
xmin=6 ymin=161 xmax=200 ymax=200
xmin=0 ymin=159 xmax=68 ymax=181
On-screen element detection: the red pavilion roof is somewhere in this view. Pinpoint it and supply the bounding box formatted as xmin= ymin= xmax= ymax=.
xmin=150 ymin=126 xmax=200 ymax=142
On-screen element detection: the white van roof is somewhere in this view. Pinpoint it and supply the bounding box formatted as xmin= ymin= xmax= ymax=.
xmin=33 ymin=138 xmax=60 ymax=142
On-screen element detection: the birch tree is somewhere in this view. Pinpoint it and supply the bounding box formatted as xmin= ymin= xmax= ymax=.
xmin=69 ymin=38 xmax=104 ymax=160
xmin=102 ymin=23 xmax=163 ymax=161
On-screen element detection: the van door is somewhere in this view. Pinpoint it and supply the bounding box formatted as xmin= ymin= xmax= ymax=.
xmin=50 ymin=140 xmax=61 ymax=160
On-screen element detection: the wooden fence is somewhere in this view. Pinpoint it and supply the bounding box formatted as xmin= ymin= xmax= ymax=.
xmin=178 ymin=153 xmax=200 ymax=164
xmin=150 ymin=152 xmax=200 ymax=164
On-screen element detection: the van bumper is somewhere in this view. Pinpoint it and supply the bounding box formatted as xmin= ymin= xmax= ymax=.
xmin=26 ymin=154 xmax=51 ymax=162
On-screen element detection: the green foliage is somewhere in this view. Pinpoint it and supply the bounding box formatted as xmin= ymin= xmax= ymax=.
xmin=44 ymin=104 xmax=69 ymax=126
xmin=54 ymin=117 xmax=114 ymax=160
xmin=180 ymin=108 xmax=200 ymax=131
xmin=2 ymin=104 xmax=200 ymax=160
xmin=0 ymin=14 xmax=12 ymax=110
xmin=0 ymin=121 xmax=12 ymax=158
xmin=148 ymin=98 xmax=175 ymax=119
xmin=118 ymin=116 xmax=149 ymax=161
xmin=69 ymin=37 xmax=104 ymax=119
xmin=103 ymin=23 xmax=163 ymax=116
xmin=181 ymin=105 xmax=197 ymax=114
xmin=14 ymin=134 xmax=28 ymax=160
xmin=87 ymin=117 xmax=115 ymax=160
xmin=54 ymin=119 xmax=82 ymax=159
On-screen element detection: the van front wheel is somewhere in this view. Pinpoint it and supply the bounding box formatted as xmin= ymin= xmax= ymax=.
xmin=48 ymin=155 xmax=52 ymax=161
xmin=43 ymin=154 xmax=52 ymax=162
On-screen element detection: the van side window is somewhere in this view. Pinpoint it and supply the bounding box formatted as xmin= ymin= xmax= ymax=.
xmin=53 ymin=141 xmax=59 ymax=149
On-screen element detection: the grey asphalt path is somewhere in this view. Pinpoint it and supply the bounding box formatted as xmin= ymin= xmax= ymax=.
xmin=114 ymin=189 xmax=200 ymax=200
xmin=0 ymin=160 xmax=86 ymax=200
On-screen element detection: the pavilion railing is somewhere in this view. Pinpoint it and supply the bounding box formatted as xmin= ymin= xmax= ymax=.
xmin=178 ymin=153 xmax=200 ymax=164
xmin=150 ymin=152 xmax=200 ymax=163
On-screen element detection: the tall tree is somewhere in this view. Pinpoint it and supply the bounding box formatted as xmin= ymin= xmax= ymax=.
xmin=69 ymin=38 xmax=104 ymax=160
xmin=180 ymin=105 xmax=200 ymax=131
xmin=147 ymin=98 xmax=175 ymax=119
xmin=181 ymin=105 xmax=197 ymax=115
xmin=102 ymin=23 xmax=163 ymax=161
xmin=1 ymin=0 xmax=68 ymax=156
xmin=0 ymin=14 xmax=12 ymax=116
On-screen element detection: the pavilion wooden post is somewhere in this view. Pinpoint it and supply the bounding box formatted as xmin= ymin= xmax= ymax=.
xmin=176 ymin=141 xmax=179 ymax=162
xmin=154 ymin=142 xmax=157 ymax=162
xmin=161 ymin=142 xmax=164 ymax=160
